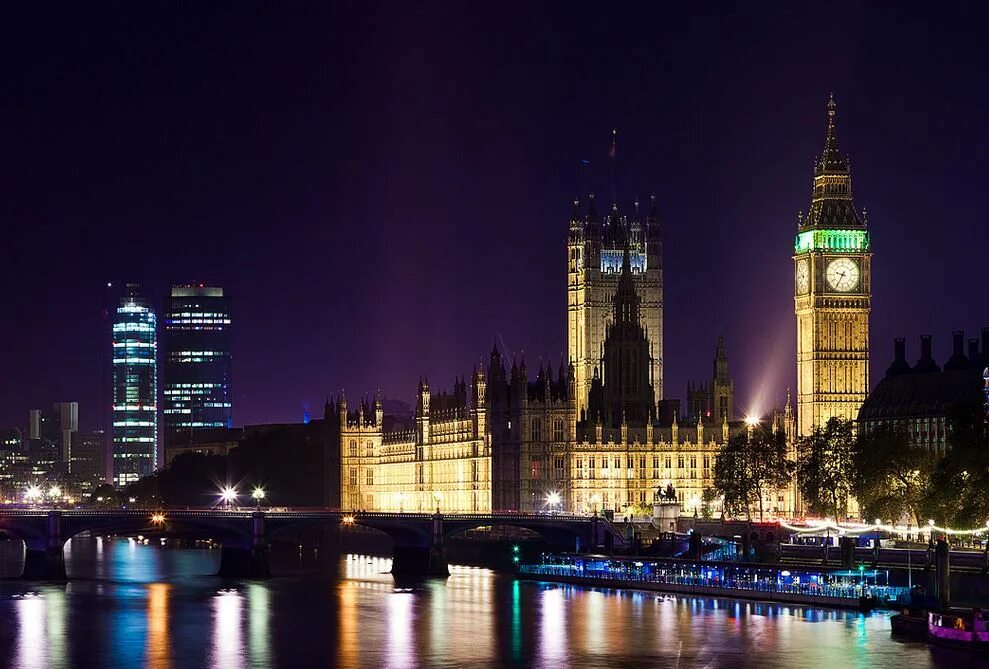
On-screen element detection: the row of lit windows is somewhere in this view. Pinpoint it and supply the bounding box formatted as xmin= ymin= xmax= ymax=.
xmin=168 ymin=312 xmax=229 ymax=318
xmin=167 ymin=318 xmax=230 ymax=325
xmin=118 ymin=305 xmax=155 ymax=315
xmin=170 ymin=421 xmax=228 ymax=428
xmin=113 ymin=322 xmax=155 ymax=332
xmin=113 ymin=404 xmax=156 ymax=411
xmin=164 ymin=388 xmax=227 ymax=396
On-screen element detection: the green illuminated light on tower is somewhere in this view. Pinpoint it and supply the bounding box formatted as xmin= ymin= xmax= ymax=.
xmin=794 ymin=229 xmax=869 ymax=253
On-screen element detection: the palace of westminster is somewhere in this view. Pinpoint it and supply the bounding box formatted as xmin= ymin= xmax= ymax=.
xmin=327 ymin=97 xmax=872 ymax=517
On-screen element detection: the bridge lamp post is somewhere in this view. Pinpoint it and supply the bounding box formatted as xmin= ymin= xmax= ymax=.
xmin=49 ymin=486 xmax=62 ymax=507
xmin=252 ymin=487 xmax=266 ymax=510
xmin=25 ymin=485 xmax=42 ymax=505
xmin=547 ymin=491 xmax=561 ymax=513
xmin=220 ymin=486 xmax=238 ymax=509
xmin=433 ymin=492 xmax=443 ymax=515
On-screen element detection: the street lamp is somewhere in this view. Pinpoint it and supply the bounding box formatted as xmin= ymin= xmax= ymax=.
xmin=25 ymin=485 xmax=42 ymax=504
xmin=49 ymin=485 xmax=61 ymax=499
xmin=547 ymin=491 xmax=561 ymax=513
xmin=252 ymin=486 xmax=266 ymax=510
xmin=433 ymin=492 xmax=443 ymax=514
xmin=744 ymin=415 xmax=760 ymax=427
xmin=220 ymin=486 xmax=238 ymax=509
xmin=590 ymin=494 xmax=601 ymax=516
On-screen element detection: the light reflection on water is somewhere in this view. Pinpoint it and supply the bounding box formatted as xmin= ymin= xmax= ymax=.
xmin=0 ymin=537 xmax=979 ymax=668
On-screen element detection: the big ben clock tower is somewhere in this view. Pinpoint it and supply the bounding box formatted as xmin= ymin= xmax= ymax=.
xmin=794 ymin=95 xmax=871 ymax=436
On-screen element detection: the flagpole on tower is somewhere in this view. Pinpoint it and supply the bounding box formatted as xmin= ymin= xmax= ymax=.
xmin=609 ymin=128 xmax=617 ymax=204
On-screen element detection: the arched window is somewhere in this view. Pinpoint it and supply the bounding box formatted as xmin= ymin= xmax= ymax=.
xmin=349 ymin=440 xmax=357 ymax=457
xmin=530 ymin=419 xmax=541 ymax=442
xmin=553 ymin=419 xmax=564 ymax=441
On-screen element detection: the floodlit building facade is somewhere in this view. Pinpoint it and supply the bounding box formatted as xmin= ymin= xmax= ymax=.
xmin=793 ymin=96 xmax=872 ymax=436
xmin=329 ymin=245 xmax=797 ymax=517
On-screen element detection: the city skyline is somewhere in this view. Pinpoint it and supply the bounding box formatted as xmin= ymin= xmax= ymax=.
xmin=3 ymin=4 xmax=987 ymax=431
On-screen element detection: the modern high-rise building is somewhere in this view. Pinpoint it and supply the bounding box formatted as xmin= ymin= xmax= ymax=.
xmin=111 ymin=284 xmax=158 ymax=487
xmin=70 ymin=430 xmax=107 ymax=492
xmin=28 ymin=402 xmax=77 ymax=472
xmin=793 ymin=96 xmax=872 ymax=436
xmin=163 ymin=285 xmax=232 ymax=455
xmin=568 ymin=194 xmax=663 ymax=417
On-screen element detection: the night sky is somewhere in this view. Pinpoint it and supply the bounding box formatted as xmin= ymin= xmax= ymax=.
xmin=2 ymin=3 xmax=987 ymax=430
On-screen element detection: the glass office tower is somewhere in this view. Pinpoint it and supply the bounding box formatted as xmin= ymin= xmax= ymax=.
xmin=163 ymin=285 xmax=232 ymax=449
xmin=111 ymin=284 xmax=158 ymax=487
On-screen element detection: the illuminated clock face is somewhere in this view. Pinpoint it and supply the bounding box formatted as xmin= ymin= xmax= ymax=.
xmin=795 ymin=259 xmax=809 ymax=294
xmin=826 ymin=258 xmax=859 ymax=292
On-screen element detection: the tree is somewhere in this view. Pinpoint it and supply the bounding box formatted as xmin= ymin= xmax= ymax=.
xmin=713 ymin=426 xmax=795 ymax=521
xmin=797 ymin=417 xmax=855 ymax=519
xmin=852 ymin=422 xmax=934 ymax=525
xmin=921 ymin=405 xmax=989 ymax=527
xmin=713 ymin=433 xmax=754 ymax=520
xmin=88 ymin=483 xmax=121 ymax=507
xmin=701 ymin=487 xmax=719 ymax=519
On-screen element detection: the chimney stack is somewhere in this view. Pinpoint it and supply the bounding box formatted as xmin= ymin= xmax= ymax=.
xmin=945 ymin=330 xmax=970 ymax=370
xmin=982 ymin=327 xmax=989 ymax=366
xmin=914 ymin=335 xmax=940 ymax=373
xmin=886 ymin=338 xmax=910 ymax=377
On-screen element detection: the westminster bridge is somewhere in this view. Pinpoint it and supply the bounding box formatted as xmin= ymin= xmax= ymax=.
xmin=0 ymin=508 xmax=626 ymax=580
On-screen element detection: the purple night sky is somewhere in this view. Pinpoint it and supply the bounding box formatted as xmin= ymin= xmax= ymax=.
xmin=1 ymin=3 xmax=987 ymax=431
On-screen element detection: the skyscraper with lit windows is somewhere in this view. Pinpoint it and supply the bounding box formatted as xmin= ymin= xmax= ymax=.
xmin=163 ymin=285 xmax=232 ymax=455
xmin=111 ymin=284 xmax=158 ymax=486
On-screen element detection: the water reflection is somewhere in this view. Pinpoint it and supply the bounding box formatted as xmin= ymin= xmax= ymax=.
xmin=387 ymin=591 xmax=415 ymax=668
xmin=146 ymin=583 xmax=171 ymax=669
xmin=15 ymin=593 xmax=48 ymax=669
xmin=538 ymin=587 xmax=566 ymax=666
xmin=0 ymin=543 xmax=957 ymax=668
xmin=247 ymin=583 xmax=271 ymax=667
xmin=211 ymin=589 xmax=244 ymax=669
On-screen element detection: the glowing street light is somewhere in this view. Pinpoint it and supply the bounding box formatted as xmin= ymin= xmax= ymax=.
xmin=25 ymin=485 xmax=42 ymax=502
xmin=49 ymin=485 xmax=61 ymax=498
xmin=341 ymin=515 xmax=355 ymax=525
xmin=151 ymin=512 xmax=165 ymax=525
xmin=252 ymin=486 xmax=266 ymax=510
xmin=220 ymin=486 xmax=238 ymax=508
xmin=546 ymin=491 xmax=561 ymax=512
xmin=744 ymin=415 xmax=760 ymax=427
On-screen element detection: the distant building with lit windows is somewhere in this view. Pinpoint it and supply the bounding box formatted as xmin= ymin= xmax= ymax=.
xmin=859 ymin=330 xmax=988 ymax=452
xmin=163 ymin=285 xmax=232 ymax=459
xmin=111 ymin=284 xmax=158 ymax=487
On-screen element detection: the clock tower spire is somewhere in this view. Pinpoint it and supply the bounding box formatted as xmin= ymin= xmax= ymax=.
xmin=793 ymin=95 xmax=872 ymax=436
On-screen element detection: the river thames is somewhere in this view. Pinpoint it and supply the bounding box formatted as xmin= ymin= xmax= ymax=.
xmin=0 ymin=537 xmax=983 ymax=668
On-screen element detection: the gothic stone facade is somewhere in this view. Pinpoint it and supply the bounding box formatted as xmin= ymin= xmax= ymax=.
xmin=331 ymin=246 xmax=795 ymax=517
xmin=794 ymin=96 xmax=872 ymax=436
xmin=329 ymin=363 xmax=797 ymax=516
